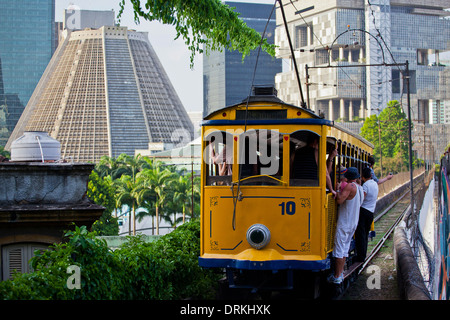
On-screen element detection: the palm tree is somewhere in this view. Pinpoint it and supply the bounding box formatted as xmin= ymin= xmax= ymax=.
xmin=190 ymin=175 xmax=201 ymax=220
xmin=115 ymin=153 xmax=150 ymax=182
xmin=115 ymin=174 xmax=140 ymax=235
xmin=136 ymin=199 xmax=157 ymax=235
xmin=95 ymin=155 xmax=120 ymax=178
xmin=136 ymin=165 xmax=176 ymax=235
xmin=171 ymin=173 xmax=200 ymax=225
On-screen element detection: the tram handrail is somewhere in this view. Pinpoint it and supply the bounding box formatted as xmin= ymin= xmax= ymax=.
xmin=232 ymin=174 xmax=286 ymax=186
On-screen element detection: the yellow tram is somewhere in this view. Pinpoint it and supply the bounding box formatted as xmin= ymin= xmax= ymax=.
xmin=198 ymin=87 xmax=374 ymax=294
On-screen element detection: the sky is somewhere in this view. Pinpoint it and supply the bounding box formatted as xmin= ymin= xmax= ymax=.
xmin=55 ymin=0 xmax=277 ymax=113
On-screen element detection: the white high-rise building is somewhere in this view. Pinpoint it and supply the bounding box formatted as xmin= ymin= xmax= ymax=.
xmin=275 ymin=0 xmax=450 ymax=121
xmin=275 ymin=0 xmax=450 ymax=161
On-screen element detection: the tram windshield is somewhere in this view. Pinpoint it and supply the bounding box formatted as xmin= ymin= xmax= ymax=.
xmin=238 ymin=129 xmax=283 ymax=186
xmin=204 ymin=128 xmax=338 ymax=188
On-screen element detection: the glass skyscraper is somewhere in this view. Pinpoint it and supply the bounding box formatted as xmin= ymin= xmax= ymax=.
xmin=203 ymin=1 xmax=282 ymax=117
xmin=0 ymin=0 xmax=55 ymax=146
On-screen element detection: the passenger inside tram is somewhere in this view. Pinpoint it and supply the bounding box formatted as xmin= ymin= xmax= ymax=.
xmin=290 ymin=131 xmax=337 ymax=195
xmin=238 ymin=130 xmax=283 ymax=185
xmin=210 ymin=136 xmax=232 ymax=176
xmin=206 ymin=132 xmax=233 ymax=186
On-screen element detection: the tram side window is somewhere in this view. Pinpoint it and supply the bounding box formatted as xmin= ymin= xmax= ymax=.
xmin=205 ymin=132 xmax=233 ymax=186
xmin=326 ymin=139 xmax=338 ymax=189
xmin=239 ymin=129 xmax=283 ymax=186
xmin=290 ymin=131 xmax=320 ymax=186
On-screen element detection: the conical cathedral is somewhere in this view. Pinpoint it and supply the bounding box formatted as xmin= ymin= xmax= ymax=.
xmin=6 ymin=21 xmax=194 ymax=162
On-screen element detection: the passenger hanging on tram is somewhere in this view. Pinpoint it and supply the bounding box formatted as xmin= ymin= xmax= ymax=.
xmin=329 ymin=167 xmax=364 ymax=284
xmin=337 ymin=165 xmax=348 ymax=192
xmin=367 ymin=156 xmax=394 ymax=185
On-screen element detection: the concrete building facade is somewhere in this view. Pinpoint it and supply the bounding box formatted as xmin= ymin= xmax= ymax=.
xmin=275 ymin=0 xmax=450 ymax=120
xmin=275 ymin=0 xmax=450 ymax=161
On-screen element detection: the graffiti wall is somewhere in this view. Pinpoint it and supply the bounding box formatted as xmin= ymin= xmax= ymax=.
xmin=438 ymin=155 xmax=450 ymax=300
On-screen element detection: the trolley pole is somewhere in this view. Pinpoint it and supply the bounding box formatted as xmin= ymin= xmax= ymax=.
xmin=405 ymin=60 xmax=415 ymax=216
xmin=191 ymin=143 xmax=194 ymax=221
xmin=278 ymin=0 xmax=306 ymax=108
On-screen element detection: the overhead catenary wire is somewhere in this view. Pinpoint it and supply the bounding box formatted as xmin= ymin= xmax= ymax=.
xmin=365 ymin=0 xmax=406 ymax=105
xmin=286 ymin=0 xmax=410 ymax=105
xmin=287 ymin=0 xmax=363 ymax=91
xmin=231 ymin=0 xmax=277 ymax=231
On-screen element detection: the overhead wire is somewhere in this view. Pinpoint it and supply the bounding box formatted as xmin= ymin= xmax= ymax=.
xmin=287 ymin=0 xmax=363 ymax=91
xmin=286 ymin=0 xmax=410 ymax=109
xmin=231 ymin=0 xmax=277 ymax=230
xmin=366 ymin=0 xmax=406 ymax=107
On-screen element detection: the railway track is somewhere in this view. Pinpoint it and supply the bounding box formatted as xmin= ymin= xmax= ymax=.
xmin=339 ymin=176 xmax=426 ymax=299
xmin=362 ymin=178 xmax=424 ymax=273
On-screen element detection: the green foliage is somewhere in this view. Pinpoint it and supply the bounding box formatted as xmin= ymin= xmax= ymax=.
xmin=0 ymin=225 xmax=119 ymax=299
xmin=0 ymin=220 xmax=219 ymax=300
xmin=118 ymin=0 xmax=276 ymax=67
xmin=88 ymin=171 xmax=119 ymax=236
xmin=361 ymin=100 xmax=415 ymax=174
xmin=151 ymin=220 xmax=217 ymax=299
xmin=0 ymin=145 xmax=10 ymax=158
xmin=114 ymin=234 xmax=175 ymax=299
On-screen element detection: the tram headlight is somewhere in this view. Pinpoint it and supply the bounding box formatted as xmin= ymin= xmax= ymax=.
xmin=246 ymin=224 xmax=271 ymax=250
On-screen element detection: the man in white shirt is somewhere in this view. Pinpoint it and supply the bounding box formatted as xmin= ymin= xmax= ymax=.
xmin=354 ymin=167 xmax=379 ymax=262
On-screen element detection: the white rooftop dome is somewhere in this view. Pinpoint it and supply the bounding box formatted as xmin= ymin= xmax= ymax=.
xmin=10 ymin=131 xmax=61 ymax=162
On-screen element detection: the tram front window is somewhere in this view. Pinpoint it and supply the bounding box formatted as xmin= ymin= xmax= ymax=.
xmin=238 ymin=129 xmax=283 ymax=186
xmin=205 ymin=131 xmax=233 ymax=186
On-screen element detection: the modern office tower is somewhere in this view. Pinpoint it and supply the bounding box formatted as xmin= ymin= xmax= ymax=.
xmin=0 ymin=0 xmax=55 ymax=146
xmin=275 ymin=0 xmax=450 ymax=123
xmin=6 ymin=21 xmax=194 ymax=163
xmin=203 ymin=1 xmax=282 ymax=117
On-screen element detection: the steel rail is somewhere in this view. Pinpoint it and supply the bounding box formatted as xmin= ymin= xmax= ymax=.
xmin=358 ymin=204 xmax=411 ymax=274
xmin=357 ymin=175 xmax=425 ymax=274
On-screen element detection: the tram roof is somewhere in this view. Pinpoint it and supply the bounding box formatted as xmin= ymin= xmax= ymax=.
xmin=202 ymin=93 xmax=374 ymax=149
xmin=203 ymin=94 xmax=321 ymax=120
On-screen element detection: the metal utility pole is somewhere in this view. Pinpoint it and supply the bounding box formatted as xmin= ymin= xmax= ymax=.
xmin=278 ymin=0 xmax=307 ymax=108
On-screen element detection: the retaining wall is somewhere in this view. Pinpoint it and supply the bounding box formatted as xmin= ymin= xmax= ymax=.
xmin=390 ymin=171 xmax=433 ymax=300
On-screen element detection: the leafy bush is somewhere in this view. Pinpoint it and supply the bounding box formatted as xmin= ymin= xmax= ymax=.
xmin=0 ymin=220 xmax=219 ymax=300
xmin=150 ymin=220 xmax=218 ymax=299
